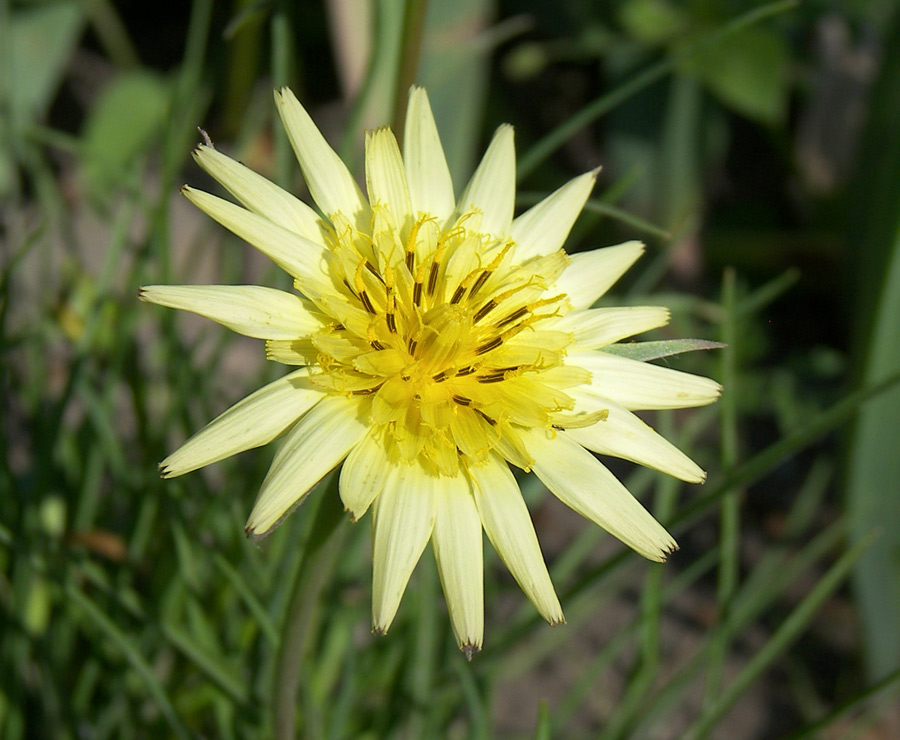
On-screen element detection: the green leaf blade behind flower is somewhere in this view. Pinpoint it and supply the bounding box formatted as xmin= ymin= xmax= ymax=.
xmin=602 ymin=338 xmax=727 ymax=362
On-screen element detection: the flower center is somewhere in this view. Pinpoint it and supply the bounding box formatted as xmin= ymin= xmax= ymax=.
xmin=298 ymin=207 xmax=590 ymax=473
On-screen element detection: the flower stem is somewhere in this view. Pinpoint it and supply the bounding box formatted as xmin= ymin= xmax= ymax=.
xmin=392 ymin=0 xmax=429 ymax=136
xmin=272 ymin=478 xmax=347 ymax=740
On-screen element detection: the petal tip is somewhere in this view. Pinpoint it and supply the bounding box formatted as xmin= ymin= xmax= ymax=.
xmin=461 ymin=643 xmax=481 ymax=661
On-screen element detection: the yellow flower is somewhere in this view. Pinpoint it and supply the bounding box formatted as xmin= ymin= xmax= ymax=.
xmin=141 ymin=87 xmax=720 ymax=655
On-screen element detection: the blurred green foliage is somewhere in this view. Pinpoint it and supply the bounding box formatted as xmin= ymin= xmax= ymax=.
xmin=2 ymin=0 xmax=900 ymax=738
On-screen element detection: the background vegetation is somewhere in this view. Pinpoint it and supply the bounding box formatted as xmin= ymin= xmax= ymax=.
xmin=2 ymin=0 xmax=900 ymax=737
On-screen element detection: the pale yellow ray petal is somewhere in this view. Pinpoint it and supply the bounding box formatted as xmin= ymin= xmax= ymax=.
xmin=274 ymin=87 xmax=369 ymax=224
xmin=138 ymin=285 xmax=325 ymax=340
xmin=511 ymin=169 xmax=598 ymax=261
xmin=552 ymin=241 xmax=645 ymax=310
xmin=245 ymin=395 xmax=367 ymax=537
xmin=431 ymin=473 xmax=484 ymax=655
xmin=366 ymin=127 xmax=413 ymax=232
xmin=555 ymin=306 xmax=670 ymax=349
xmin=160 ymin=369 xmax=323 ymax=478
xmin=456 ymin=124 xmax=516 ymax=237
xmin=371 ymin=461 xmax=437 ymax=633
xmin=568 ymin=350 xmax=723 ymax=410
xmin=183 ymin=187 xmax=329 ymax=289
xmin=403 ymin=86 xmax=455 ymax=222
xmin=521 ymin=427 xmax=678 ymax=562
xmin=192 ymin=145 xmax=324 ymax=243
xmin=467 ymin=454 xmax=564 ymax=624
xmin=338 ymin=428 xmax=391 ymax=520
xmin=566 ymin=396 xmax=706 ymax=483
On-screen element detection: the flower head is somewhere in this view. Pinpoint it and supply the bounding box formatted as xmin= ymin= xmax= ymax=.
xmin=141 ymin=87 xmax=720 ymax=655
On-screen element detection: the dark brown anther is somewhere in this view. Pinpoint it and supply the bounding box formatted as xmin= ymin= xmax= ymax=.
xmin=475 ymin=336 xmax=503 ymax=355
xmin=427 ymin=261 xmax=439 ymax=296
xmin=351 ymin=384 xmax=383 ymax=395
xmin=469 ymin=270 xmax=490 ymax=296
xmin=450 ymin=285 xmax=466 ymax=304
xmin=497 ymin=306 xmax=528 ymax=327
xmin=365 ymin=261 xmax=385 ymax=284
xmin=359 ymin=290 xmax=376 ymax=313
xmin=475 ymin=409 xmax=497 ymax=426
xmin=476 ymin=373 xmax=505 ymax=384
xmin=452 ymin=395 xmax=472 ymax=406
xmin=473 ymin=299 xmax=497 ymax=323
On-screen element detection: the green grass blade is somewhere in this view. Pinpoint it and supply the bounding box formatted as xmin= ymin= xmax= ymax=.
xmin=674 ymin=368 xmax=900 ymax=533
xmin=684 ymin=534 xmax=875 ymax=739
xmin=784 ymin=668 xmax=900 ymax=740
xmin=64 ymin=584 xmax=191 ymax=740
xmin=844 ymin=6 xmax=900 ymax=681
xmin=160 ymin=621 xmax=248 ymax=706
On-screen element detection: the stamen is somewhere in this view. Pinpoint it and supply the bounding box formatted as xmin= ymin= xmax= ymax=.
xmin=475 ymin=409 xmax=497 ymax=425
xmin=476 ymin=372 xmax=505 ymax=384
xmin=427 ymin=260 xmax=440 ymax=296
xmin=452 ymin=394 xmax=472 ymax=406
xmin=355 ymin=260 xmax=376 ymax=313
xmin=359 ymin=290 xmax=376 ymax=314
xmin=469 ymin=269 xmax=490 ymax=297
xmin=473 ymin=299 xmax=497 ymax=323
xmin=365 ymin=261 xmax=385 ymax=284
xmin=351 ymin=383 xmax=383 ymax=395
xmin=475 ymin=336 xmax=503 ymax=355
xmin=497 ymin=306 xmax=528 ymax=327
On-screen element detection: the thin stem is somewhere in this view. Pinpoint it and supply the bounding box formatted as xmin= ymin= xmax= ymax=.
xmin=271 ymin=0 xmax=295 ymax=188
xmin=703 ymin=267 xmax=741 ymax=709
xmin=392 ymin=0 xmax=429 ymax=138
xmin=273 ymin=482 xmax=348 ymax=740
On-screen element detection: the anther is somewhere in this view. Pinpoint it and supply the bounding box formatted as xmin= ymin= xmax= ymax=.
xmin=475 ymin=409 xmax=497 ymax=426
xmin=497 ymin=306 xmax=528 ymax=327
xmin=473 ymin=299 xmax=497 ymax=323
xmin=475 ymin=336 xmax=503 ymax=355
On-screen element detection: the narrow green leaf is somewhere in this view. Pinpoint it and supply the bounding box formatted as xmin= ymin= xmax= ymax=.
xmin=533 ymin=702 xmax=552 ymax=740
xmin=161 ymin=621 xmax=248 ymax=705
xmin=81 ymin=71 xmax=171 ymax=195
xmin=845 ymin=7 xmax=900 ymax=682
xmin=9 ymin=2 xmax=84 ymax=125
xmin=603 ymin=339 xmax=726 ymax=362
xmin=683 ymin=26 xmax=791 ymax=124
xmin=65 ymin=584 xmax=191 ymax=740
xmin=684 ymin=535 xmax=875 ymax=739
